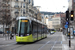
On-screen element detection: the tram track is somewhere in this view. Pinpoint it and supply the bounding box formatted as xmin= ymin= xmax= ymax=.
xmin=0 ymin=42 xmax=28 ymax=50
xmin=38 ymin=35 xmax=57 ymax=50
xmin=50 ymin=36 xmax=60 ymax=50
xmin=38 ymin=33 xmax=62 ymax=50
xmin=0 ymin=32 xmax=63 ymax=50
xmin=0 ymin=42 xmax=16 ymax=47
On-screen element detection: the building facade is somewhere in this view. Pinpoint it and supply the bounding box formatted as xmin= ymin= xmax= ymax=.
xmin=46 ymin=13 xmax=65 ymax=31
xmin=52 ymin=14 xmax=61 ymax=30
xmin=0 ymin=0 xmax=41 ymax=32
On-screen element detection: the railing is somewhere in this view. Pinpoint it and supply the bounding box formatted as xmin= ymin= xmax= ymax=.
xmin=15 ymin=0 xmax=18 ymax=2
xmin=23 ymin=12 xmax=25 ymax=14
xmin=14 ymin=6 xmax=19 ymax=8
xmin=15 ymin=11 xmax=19 ymax=14
xmin=2 ymin=3 xmax=10 ymax=7
xmin=3 ymin=0 xmax=10 ymax=2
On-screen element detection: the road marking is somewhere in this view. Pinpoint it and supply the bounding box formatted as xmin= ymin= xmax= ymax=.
xmin=62 ymin=33 xmax=66 ymax=41
xmin=0 ymin=43 xmax=16 ymax=47
xmin=38 ymin=41 xmax=51 ymax=50
xmin=50 ymin=41 xmax=57 ymax=50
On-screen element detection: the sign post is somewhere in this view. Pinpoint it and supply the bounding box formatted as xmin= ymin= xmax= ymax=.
xmin=66 ymin=10 xmax=71 ymax=47
xmin=64 ymin=24 xmax=68 ymax=29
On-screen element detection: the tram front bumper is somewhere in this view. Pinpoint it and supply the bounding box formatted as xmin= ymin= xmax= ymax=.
xmin=16 ymin=35 xmax=33 ymax=42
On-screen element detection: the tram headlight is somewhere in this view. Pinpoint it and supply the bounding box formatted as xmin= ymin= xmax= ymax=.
xmin=25 ymin=34 xmax=29 ymax=36
xmin=27 ymin=34 xmax=29 ymax=36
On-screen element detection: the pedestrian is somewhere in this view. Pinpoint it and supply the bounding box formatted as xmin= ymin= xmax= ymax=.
xmin=10 ymin=31 xmax=12 ymax=39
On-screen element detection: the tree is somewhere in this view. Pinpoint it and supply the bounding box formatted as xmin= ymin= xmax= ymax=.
xmin=0 ymin=1 xmax=12 ymax=33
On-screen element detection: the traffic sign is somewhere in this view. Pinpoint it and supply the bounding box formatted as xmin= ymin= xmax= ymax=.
xmin=66 ymin=22 xmax=69 ymax=25
xmin=64 ymin=25 xmax=68 ymax=29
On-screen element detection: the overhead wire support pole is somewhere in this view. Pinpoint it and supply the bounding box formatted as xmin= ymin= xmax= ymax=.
xmin=66 ymin=10 xmax=71 ymax=47
xmin=68 ymin=11 xmax=71 ymax=48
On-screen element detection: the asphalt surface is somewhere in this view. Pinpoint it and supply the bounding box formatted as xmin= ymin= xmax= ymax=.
xmin=0 ymin=32 xmax=74 ymax=50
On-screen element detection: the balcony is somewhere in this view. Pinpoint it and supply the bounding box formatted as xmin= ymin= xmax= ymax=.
xmin=14 ymin=6 xmax=19 ymax=8
xmin=23 ymin=12 xmax=25 ymax=14
xmin=23 ymin=6 xmax=25 ymax=8
xmin=2 ymin=3 xmax=10 ymax=7
xmin=5 ymin=9 xmax=10 ymax=12
xmin=3 ymin=0 xmax=10 ymax=2
xmin=15 ymin=0 xmax=18 ymax=2
xmin=15 ymin=11 xmax=19 ymax=14
xmin=5 ymin=4 xmax=10 ymax=7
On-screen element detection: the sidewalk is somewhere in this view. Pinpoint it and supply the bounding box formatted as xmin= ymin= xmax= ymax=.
xmin=63 ymin=35 xmax=75 ymax=50
xmin=0 ymin=34 xmax=16 ymax=45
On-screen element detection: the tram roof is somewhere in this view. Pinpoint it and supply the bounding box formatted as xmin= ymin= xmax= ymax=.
xmin=16 ymin=16 xmax=30 ymax=20
xmin=16 ymin=16 xmax=47 ymax=25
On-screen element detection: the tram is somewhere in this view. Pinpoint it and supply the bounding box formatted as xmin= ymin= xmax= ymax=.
xmin=16 ymin=17 xmax=47 ymax=43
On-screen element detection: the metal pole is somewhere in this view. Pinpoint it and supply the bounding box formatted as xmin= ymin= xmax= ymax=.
xmin=68 ymin=12 xmax=71 ymax=47
xmin=3 ymin=22 xmax=4 ymax=36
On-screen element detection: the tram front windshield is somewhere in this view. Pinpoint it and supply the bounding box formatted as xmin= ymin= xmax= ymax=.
xmin=17 ymin=20 xmax=30 ymax=36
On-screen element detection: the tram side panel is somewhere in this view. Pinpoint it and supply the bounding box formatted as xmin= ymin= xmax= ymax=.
xmin=38 ymin=23 xmax=42 ymax=40
xmin=42 ymin=25 xmax=44 ymax=38
xmin=42 ymin=25 xmax=47 ymax=38
xmin=44 ymin=25 xmax=47 ymax=37
xmin=32 ymin=21 xmax=38 ymax=41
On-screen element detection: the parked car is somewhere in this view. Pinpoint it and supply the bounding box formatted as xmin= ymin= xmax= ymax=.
xmin=0 ymin=31 xmax=4 ymax=34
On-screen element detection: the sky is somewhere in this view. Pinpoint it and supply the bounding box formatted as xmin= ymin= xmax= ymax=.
xmin=34 ymin=0 xmax=69 ymax=12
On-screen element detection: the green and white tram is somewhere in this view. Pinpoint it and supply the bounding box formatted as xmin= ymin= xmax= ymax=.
xmin=16 ymin=17 xmax=47 ymax=43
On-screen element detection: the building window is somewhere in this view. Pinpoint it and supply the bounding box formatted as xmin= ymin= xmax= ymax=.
xmin=74 ymin=0 xmax=75 ymax=2
xmin=21 ymin=9 xmax=22 ymax=13
xmin=23 ymin=9 xmax=25 ymax=14
xmin=24 ymin=0 xmax=25 ymax=2
xmin=15 ymin=9 xmax=18 ymax=12
xmin=23 ymin=3 xmax=25 ymax=8
xmin=32 ymin=0 xmax=34 ymax=6
xmin=21 ymin=3 xmax=22 ymax=8
xmin=23 ymin=9 xmax=25 ymax=12
xmin=16 ymin=0 xmax=18 ymax=1
xmin=15 ymin=3 xmax=18 ymax=6
xmin=29 ymin=0 xmax=30 ymax=4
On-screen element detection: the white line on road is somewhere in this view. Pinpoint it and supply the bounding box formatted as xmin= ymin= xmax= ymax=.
xmin=50 ymin=41 xmax=57 ymax=50
xmin=0 ymin=43 xmax=16 ymax=47
xmin=38 ymin=41 xmax=51 ymax=50
xmin=62 ymin=33 xmax=66 ymax=41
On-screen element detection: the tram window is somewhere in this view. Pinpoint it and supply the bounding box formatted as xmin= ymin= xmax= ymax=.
xmin=20 ymin=22 xmax=25 ymax=33
xmin=21 ymin=22 xmax=28 ymax=33
xmin=17 ymin=20 xmax=20 ymax=34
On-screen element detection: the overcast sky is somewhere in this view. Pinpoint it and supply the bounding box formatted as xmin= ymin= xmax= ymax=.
xmin=34 ymin=0 xmax=68 ymax=12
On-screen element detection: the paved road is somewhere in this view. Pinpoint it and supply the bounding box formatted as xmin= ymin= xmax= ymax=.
xmin=0 ymin=32 xmax=74 ymax=50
